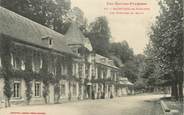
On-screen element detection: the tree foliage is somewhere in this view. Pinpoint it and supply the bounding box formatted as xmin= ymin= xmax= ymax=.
xmin=87 ymin=16 xmax=111 ymax=56
xmin=1 ymin=0 xmax=71 ymax=34
xmin=109 ymin=41 xmax=134 ymax=63
xmin=109 ymin=41 xmax=144 ymax=83
xmin=145 ymin=0 xmax=183 ymax=99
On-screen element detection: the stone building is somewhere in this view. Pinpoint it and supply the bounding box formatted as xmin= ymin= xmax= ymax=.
xmin=117 ymin=77 xmax=134 ymax=96
xmin=64 ymin=21 xmax=93 ymax=100
xmin=0 ymin=6 xmax=79 ymax=107
xmin=0 ymin=7 xmax=132 ymax=108
xmin=89 ymin=54 xmax=120 ymax=99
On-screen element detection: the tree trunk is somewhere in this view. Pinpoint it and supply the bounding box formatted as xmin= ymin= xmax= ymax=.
xmin=68 ymin=81 xmax=72 ymax=101
xmin=7 ymin=99 xmax=11 ymax=107
xmin=178 ymin=71 xmax=183 ymax=101
xmin=178 ymin=82 xmax=183 ymax=101
xmin=175 ymin=82 xmax=179 ymax=101
xmin=171 ymin=83 xmax=175 ymax=97
xmin=171 ymin=81 xmax=179 ymax=100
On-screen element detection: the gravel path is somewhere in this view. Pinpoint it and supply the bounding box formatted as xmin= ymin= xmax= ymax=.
xmin=0 ymin=94 xmax=164 ymax=115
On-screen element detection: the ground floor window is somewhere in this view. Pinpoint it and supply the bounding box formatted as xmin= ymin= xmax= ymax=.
xmin=60 ymin=84 xmax=66 ymax=96
xmin=35 ymin=82 xmax=41 ymax=97
xmin=13 ymin=81 xmax=21 ymax=98
xmin=0 ymin=56 xmax=2 ymax=68
xmin=73 ymin=84 xmax=77 ymax=96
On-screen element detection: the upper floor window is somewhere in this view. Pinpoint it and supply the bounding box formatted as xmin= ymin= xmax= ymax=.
xmin=48 ymin=57 xmax=57 ymax=75
xmin=48 ymin=64 xmax=56 ymax=75
xmin=97 ymin=67 xmax=101 ymax=79
xmin=11 ymin=53 xmax=25 ymax=71
xmin=101 ymin=70 xmax=104 ymax=79
xmin=95 ymin=67 xmax=98 ymax=79
xmin=11 ymin=53 xmax=14 ymax=66
xmin=32 ymin=53 xmax=42 ymax=73
xmin=71 ymin=48 xmax=79 ymax=55
xmin=61 ymin=64 xmax=68 ymax=75
xmin=72 ymin=63 xmax=75 ymax=76
xmin=72 ymin=63 xmax=79 ymax=77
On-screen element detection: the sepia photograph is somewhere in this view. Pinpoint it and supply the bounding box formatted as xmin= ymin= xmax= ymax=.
xmin=0 ymin=0 xmax=183 ymax=115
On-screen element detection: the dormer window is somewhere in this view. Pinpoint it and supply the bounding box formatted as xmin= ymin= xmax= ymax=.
xmin=49 ymin=39 xmax=53 ymax=47
xmin=101 ymin=58 xmax=106 ymax=62
xmin=41 ymin=36 xmax=53 ymax=48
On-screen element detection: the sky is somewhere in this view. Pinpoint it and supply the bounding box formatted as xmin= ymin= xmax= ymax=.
xmin=71 ymin=0 xmax=160 ymax=54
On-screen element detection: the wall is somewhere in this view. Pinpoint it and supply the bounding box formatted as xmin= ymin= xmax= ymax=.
xmin=0 ymin=78 xmax=4 ymax=108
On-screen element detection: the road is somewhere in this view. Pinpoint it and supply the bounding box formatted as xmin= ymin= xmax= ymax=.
xmin=0 ymin=94 xmax=164 ymax=115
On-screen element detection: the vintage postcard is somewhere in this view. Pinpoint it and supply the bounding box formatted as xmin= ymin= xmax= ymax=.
xmin=0 ymin=0 xmax=183 ymax=115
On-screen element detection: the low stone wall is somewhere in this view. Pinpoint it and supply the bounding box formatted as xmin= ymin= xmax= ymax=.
xmin=161 ymin=100 xmax=182 ymax=115
xmin=29 ymin=97 xmax=45 ymax=105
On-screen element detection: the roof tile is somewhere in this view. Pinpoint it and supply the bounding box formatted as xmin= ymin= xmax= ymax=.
xmin=0 ymin=7 xmax=74 ymax=55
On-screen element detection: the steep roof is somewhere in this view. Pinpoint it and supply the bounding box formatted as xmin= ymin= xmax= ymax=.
xmin=64 ymin=21 xmax=93 ymax=51
xmin=95 ymin=54 xmax=119 ymax=69
xmin=0 ymin=7 xmax=74 ymax=55
xmin=118 ymin=77 xmax=134 ymax=86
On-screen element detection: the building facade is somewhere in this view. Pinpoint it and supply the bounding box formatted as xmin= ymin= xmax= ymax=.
xmin=0 ymin=7 xmax=133 ymax=108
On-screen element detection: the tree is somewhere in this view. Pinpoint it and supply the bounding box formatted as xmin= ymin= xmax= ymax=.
xmin=109 ymin=41 xmax=134 ymax=63
xmin=146 ymin=0 xmax=183 ymax=100
xmin=108 ymin=41 xmax=144 ymax=83
xmin=68 ymin=7 xmax=88 ymax=35
xmin=108 ymin=41 xmax=140 ymax=83
xmin=122 ymin=60 xmax=138 ymax=83
xmin=0 ymin=38 xmax=13 ymax=107
xmin=1 ymin=0 xmax=71 ymax=34
xmin=87 ymin=16 xmax=111 ymax=56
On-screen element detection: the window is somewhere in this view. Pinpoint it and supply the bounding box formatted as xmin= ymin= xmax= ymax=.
xmin=73 ymin=84 xmax=77 ymax=96
xmin=72 ymin=48 xmax=78 ymax=54
xmin=15 ymin=58 xmax=22 ymax=70
xmin=60 ymin=84 xmax=65 ymax=96
xmin=72 ymin=63 xmax=77 ymax=76
xmin=64 ymin=65 xmax=68 ymax=75
xmin=10 ymin=53 xmax=14 ymax=66
xmin=114 ymin=72 xmax=117 ymax=81
xmin=48 ymin=65 xmax=56 ymax=75
xmin=0 ymin=56 xmax=2 ymax=68
xmin=61 ymin=64 xmax=67 ymax=75
xmin=40 ymin=59 xmax=43 ymax=69
xmin=35 ymin=82 xmax=41 ymax=97
xmin=13 ymin=82 xmax=21 ymax=98
xmin=10 ymin=52 xmax=25 ymax=70
xmin=72 ymin=64 xmax=74 ymax=75
xmin=61 ymin=65 xmax=63 ymax=75
xmin=32 ymin=54 xmax=42 ymax=73
xmin=48 ymin=39 xmax=53 ymax=48
xmin=48 ymin=57 xmax=56 ymax=75
xmin=49 ymin=39 xmax=52 ymax=45
xmin=11 ymin=53 xmax=22 ymax=70
xmin=75 ymin=63 xmax=79 ymax=78
xmin=101 ymin=70 xmax=104 ymax=79
xmin=78 ymin=63 xmax=83 ymax=77
xmin=41 ymin=36 xmax=53 ymax=48
xmin=95 ymin=67 xmax=98 ymax=79
xmin=21 ymin=60 xmax=25 ymax=70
